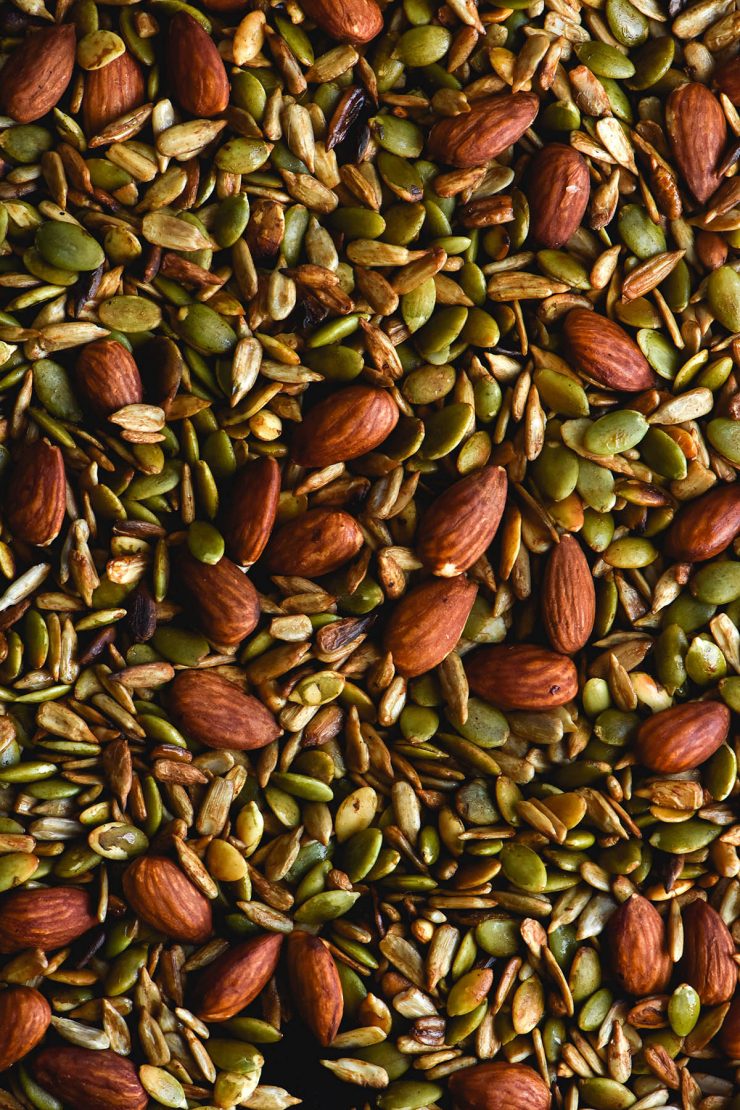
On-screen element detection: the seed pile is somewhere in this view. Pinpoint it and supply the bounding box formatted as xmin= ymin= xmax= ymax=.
xmin=0 ymin=0 xmax=738 ymax=1107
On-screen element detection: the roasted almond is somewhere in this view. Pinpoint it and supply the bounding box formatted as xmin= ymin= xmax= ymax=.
xmin=123 ymin=855 xmax=213 ymax=943
xmin=267 ymin=509 xmax=363 ymax=576
xmin=526 ymin=144 xmax=590 ymax=249
xmin=168 ymin=669 xmax=281 ymax=750
xmin=291 ymin=385 xmax=398 ymax=467
xmin=0 ymin=24 xmax=76 ymax=124
xmin=195 ymin=933 xmax=283 ymax=1021
xmin=299 ymin=0 xmax=383 ymax=43
xmin=83 ymin=49 xmax=146 ymax=136
xmin=0 ymin=986 xmax=51 ymax=1070
xmin=34 ymin=1046 xmax=147 ymax=1110
xmin=719 ymin=992 xmax=740 ymax=1058
xmin=286 ymin=929 xmax=343 ymax=1046
xmin=465 ymin=644 xmax=578 ymax=710
xmin=635 ymin=700 xmax=730 ymax=773
xmin=178 ymin=552 xmax=260 ymax=646
xmin=681 ymin=899 xmax=736 ymax=1005
xmin=6 ymin=441 xmax=67 ymax=547
xmin=167 ymin=11 xmax=230 ymax=117
xmin=715 ymin=57 xmax=740 ymax=106
xmin=223 ymin=456 xmax=281 ymax=566
xmin=666 ymin=82 xmax=726 ymax=204
xmin=0 ymin=886 xmax=97 ymax=953
xmin=564 ymin=308 xmax=657 ymax=392
xmin=606 ymin=894 xmax=672 ymax=996
xmin=666 ymin=483 xmax=740 ymax=562
xmin=449 ymin=1061 xmax=552 ymax=1110
xmin=427 ymin=92 xmax=539 ymax=169
xmin=542 ymin=534 xmax=595 ymax=654
xmin=417 ymin=465 xmax=507 ymax=577
xmin=76 ymin=339 xmax=143 ymax=418
xmin=384 ymin=576 xmax=477 ymax=678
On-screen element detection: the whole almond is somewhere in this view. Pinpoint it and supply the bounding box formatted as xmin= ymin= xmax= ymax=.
xmin=83 ymin=50 xmax=145 ymax=136
xmin=427 ymin=92 xmax=539 ymax=169
xmin=719 ymin=992 xmax=740 ymax=1058
xmin=76 ymin=339 xmax=143 ymax=418
xmin=195 ymin=933 xmax=283 ymax=1021
xmin=123 ymin=855 xmax=213 ymax=943
xmin=606 ymin=895 xmax=672 ymax=996
xmin=299 ymin=0 xmax=383 ymax=43
xmin=267 ymin=509 xmax=363 ymax=576
xmin=223 ymin=456 xmax=281 ymax=566
xmin=167 ymin=12 xmax=230 ymax=117
xmin=0 ymin=24 xmax=76 ymax=124
xmin=682 ymin=900 xmax=736 ymax=1005
xmin=417 ymin=465 xmax=507 ymax=577
xmin=542 ymin=534 xmax=595 ymax=654
xmin=292 ymin=385 xmax=398 ymax=468
xmin=168 ymin=669 xmax=281 ymax=750
xmin=466 ymin=644 xmax=578 ymax=710
xmin=666 ymin=483 xmax=740 ymax=562
xmin=666 ymin=82 xmax=726 ymax=204
xmin=715 ymin=57 xmax=740 ymax=106
xmin=0 ymin=886 xmax=97 ymax=953
xmin=6 ymin=441 xmax=66 ymax=547
xmin=34 ymin=1046 xmax=147 ymax=1110
xmin=178 ymin=552 xmax=260 ymax=646
xmin=564 ymin=309 xmax=657 ymax=392
xmin=449 ymin=1061 xmax=552 ymax=1110
xmin=636 ymin=700 xmax=730 ymax=773
xmin=526 ymin=144 xmax=590 ymax=249
xmin=0 ymin=986 xmax=51 ymax=1070
xmin=286 ymin=929 xmax=343 ymax=1046
xmin=383 ymin=576 xmax=477 ymax=678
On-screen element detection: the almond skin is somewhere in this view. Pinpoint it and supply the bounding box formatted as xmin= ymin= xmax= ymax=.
xmin=564 ymin=308 xmax=657 ymax=392
xmin=299 ymin=0 xmax=383 ymax=43
xmin=384 ymin=576 xmax=477 ymax=678
xmin=267 ymin=509 xmax=363 ymax=576
xmin=449 ymin=1061 xmax=552 ymax=1110
xmin=168 ymin=669 xmax=281 ymax=751
xmin=606 ymin=895 xmax=672 ymax=996
xmin=167 ymin=12 xmax=230 ymax=117
xmin=0 ymin=886 xmax=97 ymax=953
xmin=666 ymin=82 xmax=726 ymax=204
xmin=666 ymin=483 xmax=740 ymax=562
xmin=636 ymin=700 xmax=730 ymax=773
xmin=427 ymin=92 xmax=539 ymax=168
xmin=6 ymin=441 xmax=66 ymax=547
xmin=526 ymin=144 xmax=590 ymax=249
xmin=34 ymin=1047 xmax=147 ymax=1110
xmin=0 ymin=986 xmax=51 ymax=1070
xmin=75 ymin=339 xmax=143 ymax=418
xmin=195 ymin=933 xmax=283 ymax=1021
xmin=466 ymin=644 xmax=578 ymax=710
xmin=178 ymin=552 xmax=260 ymax=646
xmin=682 ymin=900 xmax=737 ymax=1005
xmin=83 ymin=50 xmax=145 ymax=136
xmin=122 ymin=856 xmax=213 ymax=944
xmin=0 ymin=24 xmax=76 ymax=124
xmin=542 ymin=534 xmax=595 ymax=654
xmin=291 ymin=385 xmax=398 ymax=468
xmin=223 ymin=456 xmax=281 ymax=566
xmin=417 ymin=466 xmax=507 ymax=577
xmin=286 ymin=930 xmax=343 ymax=1046
xmin=719 ymin=992 xmax=740 ymax=1058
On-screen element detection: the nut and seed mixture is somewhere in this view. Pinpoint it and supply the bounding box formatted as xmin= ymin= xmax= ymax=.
xmin=0 ymin=0 xmax=738 ymax=1106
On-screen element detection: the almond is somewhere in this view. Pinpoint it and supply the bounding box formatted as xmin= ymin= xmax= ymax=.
xmin=383 ymin=576 xmax=477 ymax=678
xmin=563 ymin=308 xmax=657 ymax=392
xmin=0 ymin=986 xmax=51 ymax=1070
xmin=267 ymin=509 xmax=364 ymax=576
xmin=299 ymin=0 xmax=383 ymax=43
xmin=6 ymin=441 xmax=66 ymax=547
xmin=715 ymin=57 xmax=740 ymax=106
xmin=167 ymin=11 xmax=230 ymax=117
xmin=178 ymin=552 xmax=260 ymax=646
xmin=666 ymin=483 xmax=740 ymax=562
xmin=195 ymin=933 xmax=283 ymax=1021
xmin=681 ymin=899 xmax=736 ymax=1005
xmin=635 ymin=700 xmax=730 ymax=773
xmin=34 ymin=1046 xmax=147 ymax=1110
xmin=427 ymin=92 xmax=539 ymax=169
xmin=719 ymin=992 xmax=740 ymax=1058
xmin=417 ymin=465 xmax=507 ymax=577
xmin=0 ymin=886 xmax=97 ymax=953
xmin=292 ymin=385 xmax=398 ymax=468
xmin=465 ymin=644 xmax=578 ymax=710
xmin=82 ymin=50 xmax=145 ymax=136
xmin=0 ymin=24 xmax=76 ymax=124
xmin=123 ymin=855 xmax=213 ymax=943
xmin=526 ymin=144 xmax=590 ymax=249
xmin=168 ymin=669 xmax=281 ymax=750
xmin=666 ymin=82 xmax=726 ymax=204
xmin=542 ymin=534 xmax=595 ymax=654
xmin=223 ymin=456 xmax=281 ymax=566
xmin=75 ymin=339 xmax=143 ymax=418
xmin=606 ymin=895 xmax=672 ymax=996
xmin=449 ymin=1061 xmax=551 ymax=1110
xmin=286 ymin=929 xmax=343 ymax=1046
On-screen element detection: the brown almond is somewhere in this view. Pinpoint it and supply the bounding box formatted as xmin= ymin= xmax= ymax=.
xmin=666 ymin=483 xmax=740 ymax=562
xmin=635 ymin=700 xmax=730 ymax=773
xmin=167 ymin=11 xmax=230 ymax=117
xmin=0 ymin=986 xmax=51 ymax=1070
xmin=286 ymin=929 xmax=343 ymax=1046
xmin=666 ymin=82 xmax=726 ymax=204
xmin=34 ymin=1046 xmax=147 ymax=1110
xmin=465 ymin=644 xmax=578 ymax=710
xmin=75 ymin=339 xmax=143 ymax=419
xmin=606 ymin=895 xmax=672 ymax=996
xmin=715 ymin=57 xmax=740 ymax=106
xmin=291 ymin=385 xmax=399 ymax=468
xmin=417 ymin=465 xmax=507 ymax=577
xmin=563 ymin=308 xmax=657 ymax=392
xmin=83 ymin=50 xmax=146 ymax=136
xmin=267 ymin=509 xmax=364 ymax=576
xmin=168 ymin=669 xmax=281 ymax=751
xmin=0 ymin=24 xmax=76 ymax=124
xmin=449 ymin=1061 xmax=552 ymax=1110
xmin=719 ymin=992 xmax=740 ymax=1058
xmin=195 ymin=933 xmax=283 ymax=1021
xmin=223 ymin=456 xmax=281 ymax=566
xmin=427 ymin=92 xmax=539 ymax=169
xmin=299 ymin=0 xmax=383 ymax=43
xmin=122 ymin=855 xmax=213 ymax=944
xmin=526 ymin=144 xmax=590 ymax=249
xmin=178 ymin=552 xmax=260 ymax=646
xmin=6 ymin=441 xmax=67 ymax=547
xmin=542 ymin=534 xmax=595 ymax=654
xmin=383 ymin=576 xmax=477 ymax=678
xmin=0 ymin=886 xmax=97 ymax=953
xmin=682 ymin=899 xmax=736 ymax=1005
